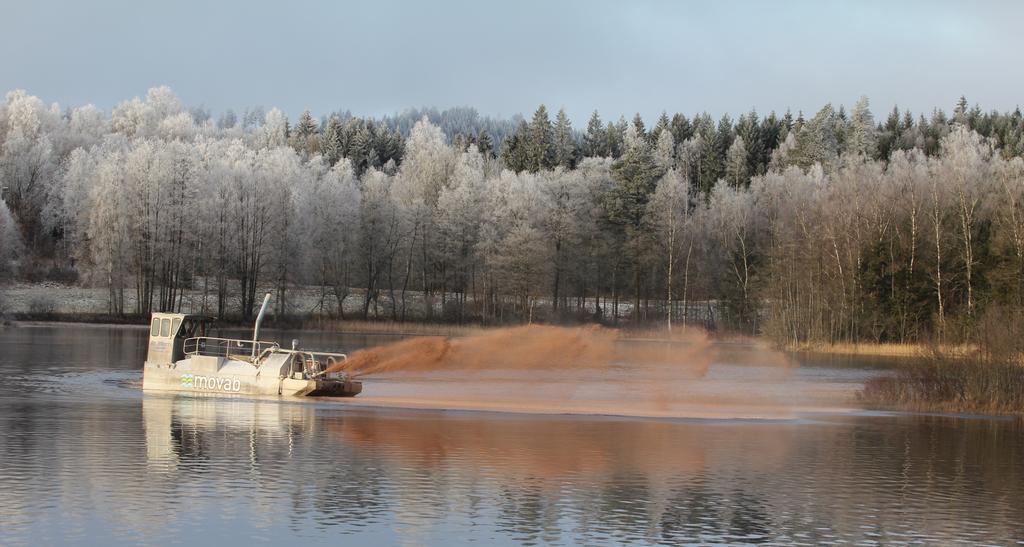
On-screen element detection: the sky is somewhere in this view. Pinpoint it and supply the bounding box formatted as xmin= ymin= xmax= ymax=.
xmin=3 ymin=0 xmax=1022 ymax=124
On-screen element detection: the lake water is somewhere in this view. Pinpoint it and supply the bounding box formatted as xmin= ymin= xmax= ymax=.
xmin=0 ymin=324 xmax=1022 ymax=545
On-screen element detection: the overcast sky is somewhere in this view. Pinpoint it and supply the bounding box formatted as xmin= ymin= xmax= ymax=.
xmin=3 ymin=0 xmax=1022 ymax=124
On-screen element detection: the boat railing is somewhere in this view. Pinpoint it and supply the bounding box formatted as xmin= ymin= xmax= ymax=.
xmin=183 ymin=337 xmax=280 ymax=361
xmin=275 ymin=349 xmax=349 ymax=377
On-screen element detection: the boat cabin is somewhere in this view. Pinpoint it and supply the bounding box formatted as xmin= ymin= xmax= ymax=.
xmin=147 ymin=313 xmax=213 ymax=365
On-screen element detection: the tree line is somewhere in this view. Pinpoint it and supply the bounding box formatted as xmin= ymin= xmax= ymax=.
xmin=1 ymin=87 xmax=1023 ymax=345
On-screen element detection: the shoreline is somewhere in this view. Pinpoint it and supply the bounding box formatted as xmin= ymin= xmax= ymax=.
xmin=785 ymin=341 xmax=977 ymax=360
xmin=787 ymin=342 xmax=927 ymax=359
xmin=4 ymin=314 xmax=945 ymax=358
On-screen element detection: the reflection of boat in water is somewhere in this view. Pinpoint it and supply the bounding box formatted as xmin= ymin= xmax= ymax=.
xmin=142 ymin=293 xmax=361 ymax=397
xmin=142 ymin=394 xmax=319 ymax=466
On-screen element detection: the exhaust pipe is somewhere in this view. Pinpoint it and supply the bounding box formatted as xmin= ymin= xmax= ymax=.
xmin=252 ymin=292 xmax=272 ymax=358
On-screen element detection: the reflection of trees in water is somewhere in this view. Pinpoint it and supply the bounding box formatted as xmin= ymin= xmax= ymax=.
xmin=656 ymin=481 xmax=773 ymax=544
xmin=307 ymin=453 xmax=389 ymax=530
xmin=170 ymin=418 xmax=210 ymax=463
xmin=145 ymin=400 xmax=1024 ymax=544
xmin=494 ymin=483 xmax=558 ymax=544
xmin=486 ymin=475 xmax=777 ymax=544
xmin=725 ymin=488 xmax=772 ymax=542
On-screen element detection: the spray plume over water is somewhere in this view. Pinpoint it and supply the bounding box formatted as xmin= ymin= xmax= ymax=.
xmin=326 ymin=325 xmax=710 ymax=377
xmin=324 ymin=325 xmax=854 ymax=419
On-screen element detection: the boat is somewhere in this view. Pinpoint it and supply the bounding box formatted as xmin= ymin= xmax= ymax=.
xmin=142 ymin=293 xmax=362 ymax=397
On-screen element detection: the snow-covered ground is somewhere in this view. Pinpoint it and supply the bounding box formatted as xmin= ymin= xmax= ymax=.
xmin=0 ymin=282 xmax=374 ymax=318
xmin=0 ymin=282 xmax=714 ymax=326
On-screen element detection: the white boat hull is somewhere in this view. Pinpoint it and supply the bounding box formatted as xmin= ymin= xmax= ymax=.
xmin=143 ymin=353 xmax=361 ymax=397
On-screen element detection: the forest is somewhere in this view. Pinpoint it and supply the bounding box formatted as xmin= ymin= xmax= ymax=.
xmin=1 ymin=87 xmax=1024 ymax=346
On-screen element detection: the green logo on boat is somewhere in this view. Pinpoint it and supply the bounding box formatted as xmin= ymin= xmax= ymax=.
xmin=179 ymin=373 xmax=240 ymax=392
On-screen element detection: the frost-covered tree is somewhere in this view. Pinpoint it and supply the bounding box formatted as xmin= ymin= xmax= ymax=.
xmin=0 ymin=199 xmax=23 ymax=279
xmin=725 ymin=136 xmax=749 ymax=187
xmin=111 ymin=86 xmax=183 ymax=138
xmin=394 ymin=117 xmax=455 ymax=318
xmin=645 ymin=169 xmax=693 ymax=330
xmin=846 ymin=95 xmax=877 ymax=159
xmin=63 ymin=104 xmax=108 ymax=153
xmin=476 ymin=129 xmax=493 ymax=158
xmin=606 ymin=134 xmax=664 ymax=319
xmin=258 ymin=108 xmax=289 ymax=149
xmin=992 ymin=157 xmax=1024 ymax=305
xmin=293 ymin=158 xmax=360 ymax=317
xmin=552 ymin=108 xmax=576 ymax=169
xmin=538 ymin=168 xmax=591 ymax=314
xmin=291 ymin=109 xmax=319 ymax=157
xmin=583 ymin=110 xmax=604 ymax=158
xmin=479 ymin=171 xmax=550 ymax=319
xmin=526 ymin=105 xmax=554 ymax=173
xmin=320 ymin=116 xmax=344 ymax=166
xmin=706 ymin=180 xmax=763 ymax=329
xmin=654 ymin=128 xmax=675 ymax=171
xmin=6 ymin=84 xmax=1024 ymax=341
xmin=401 ymin=117 xmax=454 ymax=205
xmin=436 ymin=147 xmax=488 ymax=318
xmin=940 ymin=125 xmax=993 ymax=316
xmin=84 ymin=144 xmax=132 ymax=314
xmin=0 ymin=90 xmax=60 ymax=248
xmin=500 ymin=121 xmax=529 ymax=173
xmin=158 ymin=112 xmax=196 ymax=141
xmin=789 ymin=104 xmax=840 ymax=170
xmin=356 ymin=167 xmax=403 ymax=319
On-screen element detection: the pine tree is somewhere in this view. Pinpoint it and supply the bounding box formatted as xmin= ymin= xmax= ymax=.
xmin=759 ymin=112 xmax=782 ymax=170
xmin=501 ymin=121 xmax=531 ymax=172
xmin=651 ymin=111 xmax=671 ymax=144
xmin=902 ymin=110 xmax=915 ymax=133
xmin=583 ymin=110 xmax=604 ymax=157
xmin=654 ymin=128 xmax=675 ymax=170
xmin=847 ymin=95 xmax=877 ymax=159
xmin=477 ymin=129 xmax=494 ymax=158
xmin=553 ymin=108 xmax=576 ymax=168
xmin=670 ymin=113 xmax=693 ymax=144
xmin=296 ymin=110 xmax=318 ymax=137
xmin=780 ymin=109 xmax=794 ymax=141
xmin=349 ymin=123 xmax=375 ymax=175
xmin=605 ymin=138 xmax=664 ymax=321
xmin=736 ymin=110 xmax=764 ymax=176
xmin=527 ymin=105 xmax=554 ymax=172
xmin=725 ymin=136 xmax=749 ymax=187
xmin=290 ymin=109 xmax=319 ymax=156
xmin=791 ymin=104 xmax=839 ymax=170
xmin=716 ymin=114 xmax=734 ymax=157
xmin=605 ymin=120 xmax=623 ymax=158
xmin=623 ymin=122 xmax=642 ymax=151
xmin=954 ymin=95 xmax=969 ymax=125
xmin=834 ymin=105 xmax=849 ymax=153
xmin=877 ymin=106 xmax=902 ymax=160
xmin=607 ymin=139 xmax=663 ymax=227
xmin=698 ymin=131 xmax=722 ymax=193
xmin=320 ymin=116 xmax=344 ymax=166
xmin=610 ymin=116 xmax=626 ymax=147
xmin=632 ymin=113 xmax=647 ymax=143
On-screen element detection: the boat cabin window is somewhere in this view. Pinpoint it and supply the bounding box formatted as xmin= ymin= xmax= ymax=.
xmin=178 ymin=318 xmax=208 ymax=338
xmin=151 ymin=315 xmax=210 ymax=341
